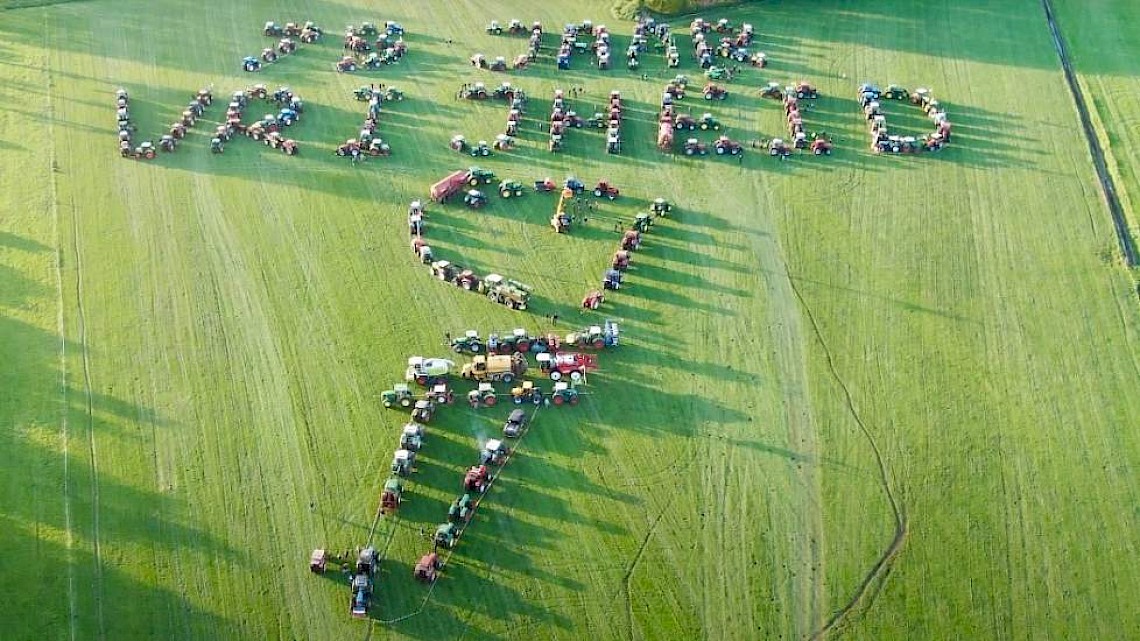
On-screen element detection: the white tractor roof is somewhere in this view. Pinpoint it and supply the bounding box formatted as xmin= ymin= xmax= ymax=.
xmin=478 ymin=382 xmax=494 ymax=391
xmin=394 ymin=449 xmax=410 ymax=461
xmin=485 ymin=273 xmax=503 ymax=284
xmin=589 ymin=325 xmax=602 ymax=333
xmin=536 ymin=352 xmax=552 ymax=362
xmin=465 ymin=329 xmax=478 ymax=338
xmin=485 ymin=438 xmax=503 ymax=451
xmin=553 ymin=381 xmax=569 ymax=391
xmin=402 ymin=423 xmax=422 ymax=436
xmin=408 ymin=356 xmax=424 ymax=365
xmin=512 ymin=328 xmax=526 ymax=337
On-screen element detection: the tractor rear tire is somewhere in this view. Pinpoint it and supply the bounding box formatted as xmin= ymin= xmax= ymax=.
xmin=570 ymin=371 xmax=583 ymax=382
xmin=549 ymin=371 xmax=562 ymax=381
xmin=401 ymin=398 xmax=413 ymax=407
xmin=485 ymin=395 xmax=497 ymax=406
xmin=592 ymin=339 xmax=605 ymax=349
xmin=569 ymin=394 xmax=580 ymax=405
xmin=501 ymin=191 xmax=510 ymax=198
xmin=516 ymin=340 xmax=530 ymax=353
xmin=593 ymin=189 xmax=603 ymax=197
xmin=552 ymin=394 xmax=565 ymax=406
xmin=502 ymin=373 xmax=514 ymax=384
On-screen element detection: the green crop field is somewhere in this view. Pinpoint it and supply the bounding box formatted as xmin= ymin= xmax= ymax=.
xmin=3 ymin=0 xmax=1140 ymax=639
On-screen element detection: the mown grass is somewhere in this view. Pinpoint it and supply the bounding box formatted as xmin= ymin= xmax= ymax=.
xmin=1 ymin=0 xmax=1140 ymax=639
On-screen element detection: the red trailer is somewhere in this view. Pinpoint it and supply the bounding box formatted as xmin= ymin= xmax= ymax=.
xmin=430 ymin=170 xmax=469 ymax=202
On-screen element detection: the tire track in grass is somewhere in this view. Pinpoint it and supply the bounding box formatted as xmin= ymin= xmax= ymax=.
xmin=43 ymin=14 xmax=107 ymax=634
xmin=784 ymin=273 xmax=908 ymax=641
xmin=42 ymin=12 xmax=77 ymax=636
xmin=1040 ymin=0 xmax=1138 ymax=266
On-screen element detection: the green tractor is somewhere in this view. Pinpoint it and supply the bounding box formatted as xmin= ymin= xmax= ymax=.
xmin=698 ymin=113 xmax=721 ymax=131
xmin=883 ymin=84 xmax=909 ymax=100
xmin=383 ymin=86 xmax=404 ymax=101
xmin=353 ymin=85 xmax=374 ymax=101
xmin=498 ymin=180 xmax=525 ymax=198
xmin=381 ymin=383 xmax=414 ymax=408
xmin=651 ymin=198 xmax=672 ymax=217
xmin=549 ymin=381 xmax=580 ymax=406
xmin=632 ymin=212 xmax=652 ymax=233
xmin=465 ymin=166 xmax=496 ymax=186
xmin=705 ymin=66 xmax=728 ymax=80
xmin=451 ymin=330 xmax=484 ymax=354
xmin=448 ymin=494 xmax=476 ymax=523
xmin=434 ymin=522 xmax=460 ymax=549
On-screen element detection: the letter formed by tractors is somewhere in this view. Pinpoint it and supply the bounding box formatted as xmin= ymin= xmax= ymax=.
xmin=461 ymin=352 xmax=528 ymax=383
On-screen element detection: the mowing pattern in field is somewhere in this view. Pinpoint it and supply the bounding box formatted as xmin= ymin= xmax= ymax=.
xmin=2 ymin=0 xmax=1140 ymax=640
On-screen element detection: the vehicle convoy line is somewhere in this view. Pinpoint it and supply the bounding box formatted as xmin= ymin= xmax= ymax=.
xmin=364 ymin=403 xmax=545 ymax=631
xmin=1040 ymin=0 xmax=1138 ymax=266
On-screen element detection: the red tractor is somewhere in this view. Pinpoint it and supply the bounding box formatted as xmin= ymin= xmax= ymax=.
xmin=702 ymin=83 xmax=728 ymax=100
xmin=464 ymin=465 xmax=490 ymax=493
xmin=414 ymin=553 xmax=440 ymax=582
xmin=683 ymin=138 xmax=708 ymax=156
xmin=612 ymin=250 xmax=631 ymax=270
xmin=535 ymin=351 xmax=598 ymax=381
xmin=379 ymin=478 xmax=402 ymax=515
xmin=582 ymin=290 xmax=605 ymax=310
xmin=810 ymin=136 xmax=833 ymax=155
xmin=714 ymin=135 xmax=743 ymax=156
xmin=793 ymin=82 xmax=819 ymax=99
xmin=593 ymin=181 xmax=620 ymax=200
xmin=621 ymin=229 xmax=641 ymax=251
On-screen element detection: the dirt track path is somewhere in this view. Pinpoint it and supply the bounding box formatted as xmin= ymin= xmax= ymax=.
xmin=1040 ymin=0 xmax=1138 ymax=266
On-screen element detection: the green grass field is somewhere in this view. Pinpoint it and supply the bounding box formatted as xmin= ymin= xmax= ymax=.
xmin=3 ymin=0 xmax=1140 ymax=639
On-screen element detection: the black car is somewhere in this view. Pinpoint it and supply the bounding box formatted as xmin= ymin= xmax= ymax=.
xmin=503 ymin=409 xmax=528 ymax=437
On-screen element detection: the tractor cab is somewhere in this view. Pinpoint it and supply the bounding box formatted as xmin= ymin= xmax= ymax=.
xmin=434 ymin=523 xmax=459 ymax=549
xmin=415 ymin=553 xmax=440 ymax=582
xmin=356 ymin=547 xmax=378 ymax=575
xmin=481 ymin=438 xmax=509 ymax=465
xmin=400 ymin=423 xmax=425 ymax=451
xmin=310 ymin=549 xmax=328 ymax=573
xmin=380 ymin=477 xmax=403 ymax=514
xmin=391 ymin=449 xmax=416 ymax=475
xmin=412 ymin=400 xmax=435 ymax=423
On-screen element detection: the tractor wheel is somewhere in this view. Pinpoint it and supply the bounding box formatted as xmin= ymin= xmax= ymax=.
xmin=593 ymin=189 xmax=603 ymax=197
xmin=470 ymin=342 xmax=482 ymax=352
xmin=552 ymin=394 xmax=565 ymax=406
xmin=513 ymin=396 xmax=524 ymax=405
xmin=401 ymin=397 xmax=413 ymax=407
xmin=592 ymin=339 xmax=605 ymax=349
xmin=700 ymin=123 xmax=709 ymax=130
xmin=549 ymin=371 xmax=562 ymax=381
xmin=533 ymin=394 xmax=544 ymax=406
xmin=704 ymin=93 xmax=713 ymax=100
xmin=452 ymin=344 xmax=464 ymax=353
xmin=716 ymin=146 xmax=725 ymax=155
xmin=568 ymin=393 xmax=580 ymax=405
xmin=383 ymin=400 xmax=393 ymax=408
xmin=502 ymin=373 xmax=514 ymax=383
xmin=501 ymin=191 xmax=510 ymax=198
xmin=516 ymin=340 xmax=530 ymax=352
xmin=469 ymin=178 xmax=479 ymax=186
xmin=461 ymin=280 xmax=474 ymax=291
xmin=570 ymin=371 xmax=583 ymax=382
xmin=484 ymin=395 xmax=497 ymax=406
xmin=685 ymin=148 xmax=694 ymax=156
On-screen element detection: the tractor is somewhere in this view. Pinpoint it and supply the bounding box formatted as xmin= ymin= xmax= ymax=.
xmin=760 ymin=82 xmax=783 ymax=100
xmin=464 ymin=465 xmax=490 ymax=493
xmin=549 ymin=382 xmax=580 ymax=406
xmin=612 ymin=250 xmax=631 ymax=270
xmin=536 ymin=351 xmax=598 ymax=381
xmin=883 ymin=84 xmax=909 ymax=100
xmin=508 ymin=19 xmax=527 ymax=35
xmin=405 ymin=356 xmax=454 ymax=386
xmin=454 ymin=269 xmax=481 ymax=291
xmin=810 ymin=135 xmax=833 ymax=155
xmin=705 ymin=65 xmax=728 ymax=81
xmin=465 ymin=166 xmax=496 ymax=186
xmin=492 ymin=83 xmax=517 ymax=100
xmin=579 ymin=289 xmax=606 ymax=310
xmin=674 ymin=114 xmax=698 ymax=131
xmin=210 ymin=138 xmax=224 ymax=154
xmin=433 ymin=523 xmax=459 ymax=549
xmin=382 ymin=383 xmax=414 ymax=408
xmin=391 ymin=448 xmax=416 ymax=476
xmin=492 ymin=134 xmax=514 ymax=151
xmin=451 ymin=330 xmax=484 ymax=354
xmin=264 ymin=21 xmax=284 ymax=37
xmin=651 ymin=198 xmax=672 ymax=217
xmin=461 ymin=82 xmax=489 ymax=99
xmin=399 ymin=423 xmax=425 ymax=451
xmin=481 ymin=274 xmax=531 ymax=311
xmin=499 ymin=180 xmax=525 ymax=198
xmin=793 ymin=82 xmax=819 ymax=99
xmin=242 ymin=56 xmax=261 ymax=72
xmin=603 ymin=268 xmax=624 ymax=290
xmin=309 ymin=548 xmax=328 ymax=575
xmin=470 ymin=140 xmax=491 ymax=157
xmin=510 ymin=384 xmax=543 ymax=409
xmin=621 ymin=229 xmax=641 ymax=251
xmin=487 ymin=328 xmax=535 ymax=354
xmin=564 ymin=177 xmax=586 ymax=195
xmin=467 ymin=382 xmax=498 ymax=407
xmin=632 ymin=212 xmax=652 ymax=233
xmin=449 ymin=494 xmax=476 ymax=524
xmin=449 ymin=134 xmax=469 ymax=153
xmin=350 ymin=573 xmax=372 ymax=618
xmin=490 ymin=56 xmax=508 ymax=71
xmin=683 ymin=138 xmax=708 ymax=156
xmin=769 ymin=138 xmax=792 ymax=158
xmin=412 ymin=399 xmax=436 ymax=423
xmin=593 ymin=181 xmax=620 ymax=200
xmin=565 ymin=320 xmax=620 ymax=350
xmin=426 ymin=383 xmax=455 ymax=405
xmin=858 ymin=83 xmax=882 ymax=105
xmin=703 ymin=83 xmax=728 ymax=100
xmin=379 ymin=477 xmax=403 ymax=515
xmin=714 ymin=135 xmax=743 ymax=156
xmin=414 ymin=553 xmax=440 ymax=582
xmin=698 ymin=113 xmax=721 ymax=130
xmin=463 ymin=190 xmax=488 ymax=209
xmin=480 ymin=439 xmax=510 ymax=466
xmin=335 ymin=56 xmax=356 ymax=72
xmin=462 ymin=352 xmax=528 ymax=383
xmin=486 ymin=20 xmax=502 ymax=35
xmin=551 ymin=212 xmax=571 ymax=233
